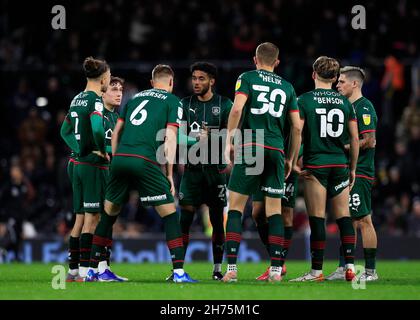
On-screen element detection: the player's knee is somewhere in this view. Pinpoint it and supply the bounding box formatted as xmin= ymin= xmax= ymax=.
xmin=282 ymin=207 xmax=293 ymax=226
xmin=72 ymin=215 xmax=84 ymax=235
xmin=82 ymin=214 xmax=99 ymax=233
xmin=104 ymin=200 xmax=121 ymax=216
xmin=252 ymin=204 xmax=265 ymax=224
xmin=358 ymin=215 xmax=373 ymax=229
xmin=181 ymin=205 xmax=194 ymax=213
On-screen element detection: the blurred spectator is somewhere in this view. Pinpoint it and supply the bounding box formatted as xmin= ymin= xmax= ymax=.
xmin=0 ymin=164 xmax=35 ymax=260
xmin=18 ymin=107 xmax=48 ymax=147
xmin=408 ymin=197 xmax=420 ymax=237
xmin=386 ymin=203 xmax=409 ymax=236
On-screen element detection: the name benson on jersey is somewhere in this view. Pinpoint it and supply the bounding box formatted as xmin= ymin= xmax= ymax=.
xmin=313 ymin=96 xmax=344 ymax=105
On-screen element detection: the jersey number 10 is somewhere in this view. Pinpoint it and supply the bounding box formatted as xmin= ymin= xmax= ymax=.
xmin=251 ymin=85 xmax=286 ymax=118
xmin=315 ymin=108 xmax=344 ymax=138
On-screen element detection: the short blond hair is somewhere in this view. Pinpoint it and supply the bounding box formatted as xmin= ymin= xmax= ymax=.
xmin=256 ymin=42 xmax=279 ymax=66
xmin=152 ymin=64 xmax=174 ymax=81
xmin=313 ymin=56 xmax=340 ymax=82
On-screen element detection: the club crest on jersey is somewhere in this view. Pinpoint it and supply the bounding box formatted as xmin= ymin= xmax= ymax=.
xmin=362 ymin=114 xmax=371 ymax=125
xmin=235 ymin=79 xmax=241 ymax=91
xmin=95 ymin=102 xmax=104 ymax=112
xmin=212 ymin=106 xmax=220 ymax=116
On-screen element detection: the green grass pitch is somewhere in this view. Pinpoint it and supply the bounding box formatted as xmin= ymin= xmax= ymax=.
xmin=1 ymin=261 xmax=420 ymax=300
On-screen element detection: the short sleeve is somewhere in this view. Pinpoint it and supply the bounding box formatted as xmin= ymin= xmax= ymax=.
xmin=287 ymin=87 xmax=299 ymax=113
xmin=235 ymin=73 xmax=251 ymax=97
xmin=118 ymin=101 xmax=129 ymax=121
xmin=349 ymin=101 xmax=357 ymax=123
xmin=180 ymin=98 xmax=189 ymax=122
xmin=358 ymin=103 xmax=376 ymax=134
xmin=89 ymin=95 xmax=104 ymax=117
xmin=168 ymin=95 xmax=182 ymax=127
xmin=221 ymin=98 xmax=233 ymax=127
xmin=297 ymin=96 xmax=305 ymax=119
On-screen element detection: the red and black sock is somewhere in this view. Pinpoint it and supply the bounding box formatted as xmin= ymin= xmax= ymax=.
xmin=309 ymin=216 xmax=326 ymax=270
xmin=163 ymin=212 xmax=185 ymax=269
xmin=282 ymin=226 xmax=293 ymax=260
xmin=68 ymin=236 xmax=80 ymax=270
xmin=89 ymin=212 xmax=117 ymax=269
xmin=268 ymin=214 xmax=285 ymax=267
xmin=256 ymin=221 xmax=270 ymax=256
xmin=336 ymin=217 xmax=356 ymax=265
xmin=180 ymin=209 xmax=194 ymax=258
xmin=209 ymin=207 xmax=225 ymax=265
xmin=225 ymin=210 xmax=242 ymax=265
xmin=80 ymin=233 xmax=93 ymax=268
xmin=105 ymin=227 xmax=113 ymax=266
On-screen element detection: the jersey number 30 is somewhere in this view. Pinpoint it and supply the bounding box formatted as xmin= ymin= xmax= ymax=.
xmin=251 ymin=85 xmax=286 ymax=118
xmin=130 ymin=100 xmax=149 ymax=126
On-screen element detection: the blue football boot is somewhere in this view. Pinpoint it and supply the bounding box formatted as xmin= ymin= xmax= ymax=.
xmin=173 ymin=272 xmax=198 ymax=283
xmin=98 ymin=269 xmax=127 ymax=282
xmin=84 ymin=269 xmax=99 ymax=282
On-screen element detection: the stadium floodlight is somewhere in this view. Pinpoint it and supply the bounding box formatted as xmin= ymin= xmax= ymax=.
xmin=36 ymin=97 xmax=48 ymax=107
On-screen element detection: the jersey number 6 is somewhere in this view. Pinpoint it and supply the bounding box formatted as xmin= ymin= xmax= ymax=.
xmin=130 ymin=100 xmax=149 ymax=126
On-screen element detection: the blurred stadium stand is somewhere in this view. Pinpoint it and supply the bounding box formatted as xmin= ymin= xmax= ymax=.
xmin=0 ymin=0 xmax=419 ymax=261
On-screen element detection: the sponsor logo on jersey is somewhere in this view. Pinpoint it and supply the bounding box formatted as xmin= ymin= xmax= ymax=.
xmin=140 ymin=194 xmax=167 ymax=202
xmin=212 ymin=106 xmax=220 ymax=116
xmin=235 ymin=80 xmax=241 ymax=91
xmin=362 ymin=114 xmax=371 ymax=125
xmin=261 ymin=186 xmax=285 ymax=195
xmin=334 ymin=179 xmax=350 ymax=191
xmin=84 ymin=202 xmax=100 ymax=208
xmin=179 ymin=192 xmax=184 ymax=200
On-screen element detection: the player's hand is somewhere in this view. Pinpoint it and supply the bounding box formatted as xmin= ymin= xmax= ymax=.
xmin=224 ymin=143 xmax=233 ymax=166
xmin=292 ymin=164 xmax=303 ymax=175
xmin=167 ymin=176 xmax=175 ymax=196
xmin=93 ymin=150 xmax=110 ymax=162
xmin=349 ymin=169 xmax=356 ymax=191
xmin=298 ymin=169 xmax=311 ymax=179
xmin=198 ymin=126 xmax=209 ymax=141
xmin=284 ymin=159 xmax=292 ymax=180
